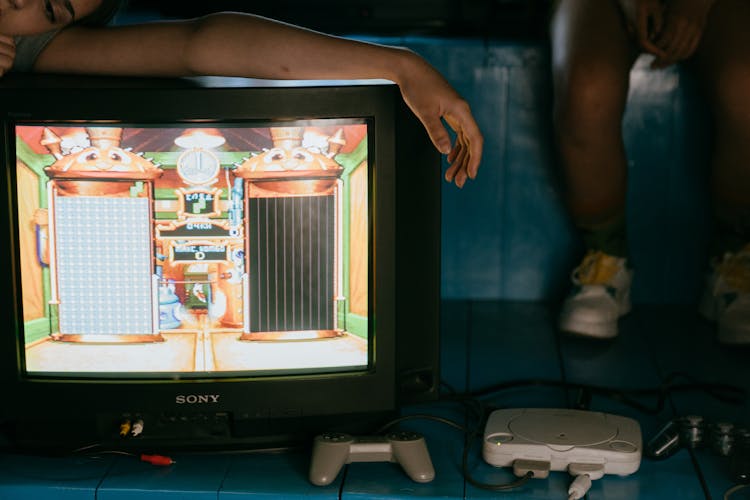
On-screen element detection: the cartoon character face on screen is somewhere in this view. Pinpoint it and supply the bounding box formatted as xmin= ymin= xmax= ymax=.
xmin=42 ymin=127 xmax=160 ymax=174
xmin=236 ymin=126 xmax=346 ymax=175
xmin=41 ymin=127 xmax=162 ymax=196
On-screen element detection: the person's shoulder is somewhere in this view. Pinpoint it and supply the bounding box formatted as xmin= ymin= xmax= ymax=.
xmin=13 ymin=30 xmax=61 ymax=73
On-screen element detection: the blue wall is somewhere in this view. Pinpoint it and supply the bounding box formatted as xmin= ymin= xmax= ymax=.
xmin=393 ymin=38 xmax=713 ymax=304
xmin=116 ymin=3 xmax=719 ymax=304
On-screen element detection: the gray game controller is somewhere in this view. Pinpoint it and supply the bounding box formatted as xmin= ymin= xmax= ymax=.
xmin=309 ymin=431 xmax=435 ymax=486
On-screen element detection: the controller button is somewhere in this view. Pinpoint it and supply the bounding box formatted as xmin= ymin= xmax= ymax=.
xmin=321 ymin=433 xmax=349 ymax=442
xmin=387 ymin=431 xmax=420 ymax=441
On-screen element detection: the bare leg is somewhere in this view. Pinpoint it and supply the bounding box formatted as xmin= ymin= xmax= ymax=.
xmin=552 ymin=0 xmax=639 ymax=339
xmin=689 ymin=0 xmax=750 ymax=344
xmin=690 ymin=0 xmax=750 ymax=246
xmin=550 ymin=0 xmax=638 ymax=227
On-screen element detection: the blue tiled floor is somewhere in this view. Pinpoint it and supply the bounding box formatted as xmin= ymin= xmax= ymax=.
xmin=452 ymin=300 xmax=749 ymax=500
xmin=1 ymin=301 xmax=747 ymax=499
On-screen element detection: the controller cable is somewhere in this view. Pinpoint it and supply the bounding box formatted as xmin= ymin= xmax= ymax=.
xmin=389 ymin=403 xmax=595 ymax=493
xmin=379 ymin=407 xmax=537 ymax=492
xmin=372 ymin=375 xmax=745 ymax=496
xmin=724 ymin=483 xmax=749 ymax=500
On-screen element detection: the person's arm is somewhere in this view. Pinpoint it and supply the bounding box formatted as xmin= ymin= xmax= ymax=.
xmin=618 ymin=0 xmax=668 ymax=59
xmin=34 ymin=13 xmax=483 ymax=187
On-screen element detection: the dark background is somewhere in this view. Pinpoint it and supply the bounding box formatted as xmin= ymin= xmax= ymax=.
xmin=123 ymin=0 xmax=552 ymax=39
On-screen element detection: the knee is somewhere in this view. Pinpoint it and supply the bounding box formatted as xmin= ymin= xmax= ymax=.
xmin=553 ymin=59 xmax=628 ymax=135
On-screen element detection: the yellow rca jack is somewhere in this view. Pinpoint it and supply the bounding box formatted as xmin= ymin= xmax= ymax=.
xmin=119 ymin=419 xmax=132 ymax=438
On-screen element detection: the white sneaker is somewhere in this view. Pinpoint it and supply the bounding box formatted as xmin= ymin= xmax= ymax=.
xmin=559 ymin=251 xmax=633 ymax=339
xmin=698 ymin=244 xmax=750 ymax=345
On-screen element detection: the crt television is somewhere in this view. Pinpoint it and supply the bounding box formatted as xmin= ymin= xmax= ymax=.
xmin=0 ymin=74 xmax=440 ymax=452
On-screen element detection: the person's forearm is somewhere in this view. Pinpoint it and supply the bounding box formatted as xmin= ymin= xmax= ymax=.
xmin=35 ymin=12 xmax=423 ymax=85
xmin=33 ymin=10 xmax=484 ymax=186
xmin=181 ymin=13 xmax=419 ymax=85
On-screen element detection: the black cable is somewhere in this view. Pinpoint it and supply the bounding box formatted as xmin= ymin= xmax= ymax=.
xmin=380 ymin=402 xmax=535 ymax=493
xmin=432 ymin=373 xmax=747 ymax=493
xmin=461 ymin=427 xmax=535 ymax=492
xmin=440 ymin=380 xmax=459 ymax=396
xmin=448 ymin=375 xmax=746 ymax=416
xmin=724 ymin=484 xmax=750 ymax=500
xmin=686 ymin=447 xmax=713 ymax=500
xmin=376 ymin=414 xmax=469 ymax=434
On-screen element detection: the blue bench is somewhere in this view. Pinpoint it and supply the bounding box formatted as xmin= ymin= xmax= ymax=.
xmin=392 ymin=38 xmax=713 ymax=304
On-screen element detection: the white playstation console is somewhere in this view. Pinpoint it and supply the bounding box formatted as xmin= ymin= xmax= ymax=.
xmin=482 ymin=408 xmax=642 ymax=478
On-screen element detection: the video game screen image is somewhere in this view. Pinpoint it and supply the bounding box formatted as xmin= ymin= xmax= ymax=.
xmin=14 ymin=120 xmax=370 ymax=378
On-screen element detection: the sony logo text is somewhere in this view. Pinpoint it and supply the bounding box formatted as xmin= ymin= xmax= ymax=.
xmin=175 ymin=394 xmax=221 ymax=404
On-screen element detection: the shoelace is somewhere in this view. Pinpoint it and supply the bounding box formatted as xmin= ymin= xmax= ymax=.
xmin=716 ymin=245 xmax=750 ymax=294
xmin=571 ymin=251 xmax=622 ymax=286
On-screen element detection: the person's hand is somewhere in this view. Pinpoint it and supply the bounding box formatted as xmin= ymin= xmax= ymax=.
xmin=650 ymin=0 xmax=715 ymax=68
xmin=619 ymin=0 xmax=668 ymax=60
xmin=396 ymin=50 xmax=483 ymax=188
xmin=0 ymin=35 xmax=15 ymax=77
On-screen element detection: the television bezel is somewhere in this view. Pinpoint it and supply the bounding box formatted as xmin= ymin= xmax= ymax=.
xmin=0 ymin=74 xmax=441 ymax=451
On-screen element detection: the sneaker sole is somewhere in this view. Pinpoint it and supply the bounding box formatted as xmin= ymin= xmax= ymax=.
xmin=559 ymin=316 xmax=619 ymax=339
xmin=558 ymin=300 xmax=631 ymax=340
xmin=699 ymin=292 xmax=750 ymax=344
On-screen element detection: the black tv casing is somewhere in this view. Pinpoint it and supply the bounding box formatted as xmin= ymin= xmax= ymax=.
xmin=0 ymin=74 xmax=440 ymax=452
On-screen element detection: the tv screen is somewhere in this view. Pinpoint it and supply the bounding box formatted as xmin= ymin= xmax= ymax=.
xmin=0 ymin=75 xmax=440 ymax=452
xmin=17 ymin=119 xmax=370 ymax=379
